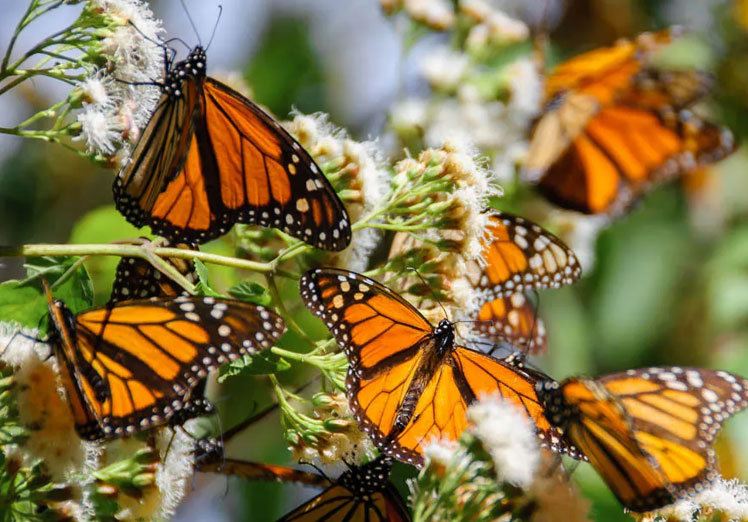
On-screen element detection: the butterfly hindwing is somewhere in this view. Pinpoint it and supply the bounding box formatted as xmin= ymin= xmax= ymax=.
xmin=475 ymin=292 xmax=547 ymax=354
xmin=470 ymin=212 xmax=582 ymax=296
xmin=114 ymin=46 xmax=351 ymax=250
xmin=46 ymin=292 xmax=286 ymax=440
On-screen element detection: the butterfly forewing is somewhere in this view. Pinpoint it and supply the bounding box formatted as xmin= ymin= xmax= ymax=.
xmin=50 ymin=295 xmax=285 ymax=440
xmin=114 ymin=46 xmax=351 ymax=250
xmin=279 ymin=458 xmax=409 ymax=522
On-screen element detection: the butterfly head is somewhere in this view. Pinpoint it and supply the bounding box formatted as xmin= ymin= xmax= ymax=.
xmin=164 ymin=46 xmax=207 ymax=98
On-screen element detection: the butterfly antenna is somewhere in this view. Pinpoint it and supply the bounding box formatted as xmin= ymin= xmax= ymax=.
xmin=298 ymin=460 xmax=332 ymax=483
xmin=406 ymin=268 xmax=448 ymax=320
xmin=180 ymin=0 xmax=202 ymax=47
xmin=206 ymin=5 xmax=223 ymax=51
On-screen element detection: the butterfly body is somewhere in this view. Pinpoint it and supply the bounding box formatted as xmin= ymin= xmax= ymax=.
xmin=537 ymin=367 xmax=748 ymax=512
xmin=114 ymin=45 xmax=351 ymax=249
xmin=301 ymin=268 xmax=583 ymax=467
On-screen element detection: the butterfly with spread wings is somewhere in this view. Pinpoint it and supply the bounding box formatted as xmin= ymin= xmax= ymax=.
xmin=300 ymin=268 xmax=583 ymax=467
xmin=44 ymin=280 xmax=286 ymax=440
xmin=537 ymin=367 xmax=748 ymax=512
xmin=525 ymin=29 xmax=735 ymax=215
xmin=113 ymin=45 xmax=351 ymax=250
xmin=195 ymin=440 xmax=409 ymax=522
xmin=467 ymin=212 xmax=582 ymax=354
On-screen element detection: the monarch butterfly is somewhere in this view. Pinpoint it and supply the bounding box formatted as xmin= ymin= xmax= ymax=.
xmin=195 ymin=442 xmax=410 ymax=522
xmin=536 ymin=367 xmax=748 ymax=512
xmin=467 ymin=212 xmax=581 ymax=353
xmin=107 ymin=242 xmax=218 ymax=424
xmin=300 ymin=268 xmax=584 ymax=467
xmin=43 ymin=281 xmax=286 ymax=440
xmin=108 ymin=240 xmax=197 ymax=304
xmin=525 ymin=29 xmax=735 ymax=215
xmin=113 ymin=44 xmax=351 ymax=250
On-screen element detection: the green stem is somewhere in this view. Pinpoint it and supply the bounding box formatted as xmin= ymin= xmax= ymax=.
xmin=0 ymin=243 xmax=277 ymax=273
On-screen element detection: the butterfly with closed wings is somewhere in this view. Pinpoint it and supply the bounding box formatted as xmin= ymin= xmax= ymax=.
xmin=113 ymin=41 xmax=351 ymax=250
xmin=300 ymin=268 xmax=584 ymax=467
xmin=537 ymin=367 xmax=748 ymax=512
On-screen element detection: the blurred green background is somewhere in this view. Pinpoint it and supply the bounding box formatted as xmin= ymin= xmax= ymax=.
xmin=2 ymin=0 xmax=748 ymax=520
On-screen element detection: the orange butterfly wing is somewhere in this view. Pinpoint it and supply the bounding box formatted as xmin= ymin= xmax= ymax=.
xmin=114 ymin=47 xmax=350 ymax=250
xmin=473 ymin=212 xmax=581 ymax=295
xmin=47 ymin=295 xmax=286 ymax=440
xmin=475 ymin=292 xmax=547 ymax=355
xmin=300 ymin=268 xmax=582 ymax=467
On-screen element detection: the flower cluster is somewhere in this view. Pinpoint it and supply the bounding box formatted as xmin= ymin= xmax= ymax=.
xmin=409 ymin=394 xmax=590 ymax=522
xmin=285 ymin=391 xmax=375 ymax=471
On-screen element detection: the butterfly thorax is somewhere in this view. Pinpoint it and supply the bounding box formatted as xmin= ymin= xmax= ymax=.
xmin=434 ymin=319 xmax=455 ymax=357
xmin=163 ymin=46 xmax=207 ymax=99
xmin=338 ymin=459 xmax=392 ymax=498
xmin=536 ymin=380 xmax=577 ymax=431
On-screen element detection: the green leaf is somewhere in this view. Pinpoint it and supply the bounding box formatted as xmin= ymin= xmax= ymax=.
xmin=69 ymin=204 xmax=145 ymax=305
xmin=228 ymin=280 xmax=272 ymax=306
xmin=0 ymin=257 xmax=93 ymax=331
xmin=193 ymin=259 xmax=223 ymax=297
xmin=218 ymin=351 xmax=290 ymax=382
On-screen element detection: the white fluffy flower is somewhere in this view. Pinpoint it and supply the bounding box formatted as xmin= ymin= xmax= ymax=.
xmin=692 ymin=478 xmax=748 ymax=519
xmin=423 ymin=438 xmax=463 ymax=468
xmin=0 ymin=323 xmax=91 ymax=483
xmin=403 ymin=0 xmax=456 ymax=29
xmin=467 ymin=394 xmax=540 ymax=487
xmin=506 ymin=58 xmax=542 ymax=121
xmin=77 ymin=105 xmax=120 ymax=154
xmin=78 ymin=75 xmax=116 ymax=107
xmin=421 ymin=47 xmax=471 ymax=91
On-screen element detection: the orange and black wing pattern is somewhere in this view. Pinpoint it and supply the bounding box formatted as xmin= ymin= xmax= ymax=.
xmin=279 ymin=458 xmax=410 ymax=522
xmin=114 ymin=46 xmax=351 ymax=250
xmin=109 ymin=241 xmax=197 ymax=304
xmin=45 ymin=287 xmax=286 ymax=440
xmin=475 ymin=292 xmax=547 ymax=355
xmin=526 ymin=29 xmax=735 ymax=215
xmin=538 ymin=367 xmax=748 ymax=511
xmin=300 ymin=268 xmax=583 ymax=467
xmin=472 ymin=212 xmax=582 ymax=296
